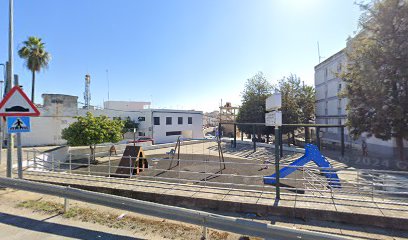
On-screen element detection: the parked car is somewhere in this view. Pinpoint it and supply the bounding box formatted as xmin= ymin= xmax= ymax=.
xmin=128 ymin=137 xmax=155 ymax=145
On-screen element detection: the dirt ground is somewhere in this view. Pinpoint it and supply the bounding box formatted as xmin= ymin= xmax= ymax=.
xmin=0 ymin=187 xmax=252 ymax=240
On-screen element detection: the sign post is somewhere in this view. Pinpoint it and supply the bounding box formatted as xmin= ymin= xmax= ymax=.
xmin=265 ymin=92 xmax=282 ymax=200
xmin=7 ymin=116 xmax=31 ymax=179
xmin=0 ymin=86 xmax=40 ymax=178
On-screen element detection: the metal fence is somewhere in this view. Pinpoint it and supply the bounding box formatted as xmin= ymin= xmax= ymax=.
xmin=0 ymin=177 xmax=350 ymax=240
xmin=20 ymin=140 xmax=408 ymax=209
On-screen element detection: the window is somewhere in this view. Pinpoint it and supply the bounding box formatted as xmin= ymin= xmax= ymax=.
xmin=138 ymin=117 xmax=145 ymax=121
xmin=166 ymin=117 xmax=172 ymax=125
xmin=154 ymin=117 xmax=160 ymax=125
xmin=188 ymin=117 xmax=192 ymax=124
xmin=139 ymin=132 xmax=146 ymax=136
xmin=166 ymin=131 xmax=182 ymax=136
xmin=178 ymin=117 xmax=183 ymax=125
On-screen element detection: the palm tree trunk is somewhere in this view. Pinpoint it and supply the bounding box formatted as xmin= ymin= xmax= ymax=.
xmin=31 ymin=71 xmax=35 ymax=103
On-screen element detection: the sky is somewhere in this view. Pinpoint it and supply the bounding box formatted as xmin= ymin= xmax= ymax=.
xmin=0 ymin=0 xmax=361 ymax=112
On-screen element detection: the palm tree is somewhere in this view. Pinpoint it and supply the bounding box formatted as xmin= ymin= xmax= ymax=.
xmin=18 ymin=36 xmax=51 ymax=103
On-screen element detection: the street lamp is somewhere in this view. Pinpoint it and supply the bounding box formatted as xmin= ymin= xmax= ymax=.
xmin=0 ymin=63 xmax=5 ymax=165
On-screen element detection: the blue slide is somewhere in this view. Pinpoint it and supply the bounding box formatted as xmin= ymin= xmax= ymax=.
xmin=263 ymin=144 xmax=341 ymax=188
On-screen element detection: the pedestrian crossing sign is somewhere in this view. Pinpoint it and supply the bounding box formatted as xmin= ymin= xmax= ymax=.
xmin=7 ymin=116 xmax=31 ymax=133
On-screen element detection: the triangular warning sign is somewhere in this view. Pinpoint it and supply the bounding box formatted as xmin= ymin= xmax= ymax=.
xmin=0 ymin=86 xmax=40 ymax=116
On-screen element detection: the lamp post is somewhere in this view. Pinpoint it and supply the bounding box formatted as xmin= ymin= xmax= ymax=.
xmin=0 ymin=63 xmax=5 ymax=165
xmin=6 ymin=0 xmax=14 ymax=178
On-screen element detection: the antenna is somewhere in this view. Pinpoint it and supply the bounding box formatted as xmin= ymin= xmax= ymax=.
xmin=317 ymin=41 xmax=324 ymax=63
xmin=106 ymin=69 xmax=110 ymax=102
xmin=84 ymin=74 xmax=91 ymax=110
xmin=106 ymin=69 xmax=109 ymax=109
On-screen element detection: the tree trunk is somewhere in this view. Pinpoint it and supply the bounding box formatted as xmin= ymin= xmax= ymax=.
xmin=287 ymin=133 xmax=290 ymax=147
xmin=266 ymin=134 xmax=270 ymax=144
xmin=31 ymin=71 xmax=36 ymax=103
xmin=89 ymin=145 xmax=94 ymax=163
xmin=396 ymin=136 xmax=405 ymax=162
xmin=292 ymin=130 xmax=295 ymax=145
xmin=305 ymin=127 xmax=310 ymax=143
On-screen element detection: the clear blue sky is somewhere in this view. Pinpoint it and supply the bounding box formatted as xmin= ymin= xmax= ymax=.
xmin=0 ymin=0 xmax=361 ymax=112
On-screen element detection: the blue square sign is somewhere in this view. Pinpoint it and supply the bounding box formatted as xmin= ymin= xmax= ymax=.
xmin=7 ymin=116 xmax=31 ymax=133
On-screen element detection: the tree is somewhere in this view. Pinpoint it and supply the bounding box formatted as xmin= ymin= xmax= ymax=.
xmin=340 ymin=0 xmax=408 ymax=160
xmin=18 ymin=36 xmax=51 ymax=103
xmin=278 ymin=74 xmax=315 ymax=144
xmin=236 ymin=72 xmax=274 ymax=140
xmin=62 ymin=112 xmax=124 ymax=162
xmin=122 ymin=117 xmax=139 ymax=138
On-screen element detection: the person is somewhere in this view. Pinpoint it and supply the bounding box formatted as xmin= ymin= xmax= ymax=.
xmin=362 ymin=140 xmax=368 ymax=157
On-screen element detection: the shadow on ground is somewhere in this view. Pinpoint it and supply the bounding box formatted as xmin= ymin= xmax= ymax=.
xmin=0 ymin=212 xmax=141 ymax=240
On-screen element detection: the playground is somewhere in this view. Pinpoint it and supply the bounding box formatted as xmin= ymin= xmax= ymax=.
xmin=16 ymin=138 xmax=408 ymax=232
xmin=20 ymin=138 xmax=402 ymax=202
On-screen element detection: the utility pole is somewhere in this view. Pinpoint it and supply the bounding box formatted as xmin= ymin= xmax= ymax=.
xmin=6 ymin=0 xmax=14 ymax=178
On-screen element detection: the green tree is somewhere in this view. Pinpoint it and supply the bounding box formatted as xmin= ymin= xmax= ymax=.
xmin=122 ymin=117 xmax=139 ymax=138
xmin=279 ymin=74 xmax=315 ymax=144
xmin=340 ymin=0 xmax=408 ymax=160
xmin=18 ymin=36 xmax=51 ymax=103
xmin=236 ymin=72 xmax=274 ymax=140
xmin=62 ymin=112 xmax=124 ymax=162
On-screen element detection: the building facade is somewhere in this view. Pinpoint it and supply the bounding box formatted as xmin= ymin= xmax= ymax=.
xmin=21 ymin=95 xmax=203 ymax=146
xmin=314 ymin=49 xmax=407 ymax=158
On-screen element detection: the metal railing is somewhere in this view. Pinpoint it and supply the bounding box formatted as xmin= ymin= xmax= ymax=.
xmin=0 ymin=177 xmax=349 ymax=240
xmin=20 ymin=141 xmax=408 ymax=208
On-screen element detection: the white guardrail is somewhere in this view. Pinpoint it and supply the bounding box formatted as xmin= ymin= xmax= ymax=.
xmin=0 ymin=177 xmax=349 ymax=240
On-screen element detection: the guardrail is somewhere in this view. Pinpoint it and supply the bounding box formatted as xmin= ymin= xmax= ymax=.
xmin=0 ymin=177 xmax=349 ymax=240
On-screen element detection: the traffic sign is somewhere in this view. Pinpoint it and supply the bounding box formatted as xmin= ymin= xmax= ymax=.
xmin=0 ymin=86 xmax=40 ymax=116
xmin=7 ymin=116 xmax=31 ymax=133
xmin=265 ymin=111 xmax=282 ymax=127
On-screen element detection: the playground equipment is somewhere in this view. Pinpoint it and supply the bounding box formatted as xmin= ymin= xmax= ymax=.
xmin=166 ymin=136 xmax=226 ymax=173
xmin=115 ymin=146 xmax=148 ymax=176
xmin=264 ymin=144 xmax=341 ymax=188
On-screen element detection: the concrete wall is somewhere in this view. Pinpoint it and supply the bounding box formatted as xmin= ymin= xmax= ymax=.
xmin=103 ymin=101 xmax=151 ymax=111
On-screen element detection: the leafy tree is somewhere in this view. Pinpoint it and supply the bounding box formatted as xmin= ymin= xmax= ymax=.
xmin=18 ymin=36 xmax=51 ymax=103
xmin=279 ymin=75 xmax=316 ymax=125
xmin=340 ymin=0 xmax=408 ymax=160
xmin=62 ymin=112 xmax=124 ymax=162
xmin=279 ymin=74 xmax=315 ymax=144
xmin=122 ymin=117 xmax=139 ymax=138
xmin=236 ymin=72 xmax=274 ymax=140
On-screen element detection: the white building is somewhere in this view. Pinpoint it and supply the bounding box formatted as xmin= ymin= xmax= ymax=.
xmin=203 ymin=111 xmax=219 ymax=127
xmin=103 ymin=101 xmax=151 ymax=111
xmin=314 ymin=49 xmax=407 ymax=158
xmin=21 ymin=96 xmax=203 ymax=146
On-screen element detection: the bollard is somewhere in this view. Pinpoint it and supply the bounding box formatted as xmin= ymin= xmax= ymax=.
xmin=64 ymin=186 xmax=70 ymax=213
xmin=69 ymin=153 xmax=72 ymax=174
xmin=201 ymin=218 xmax=207 ymax=240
